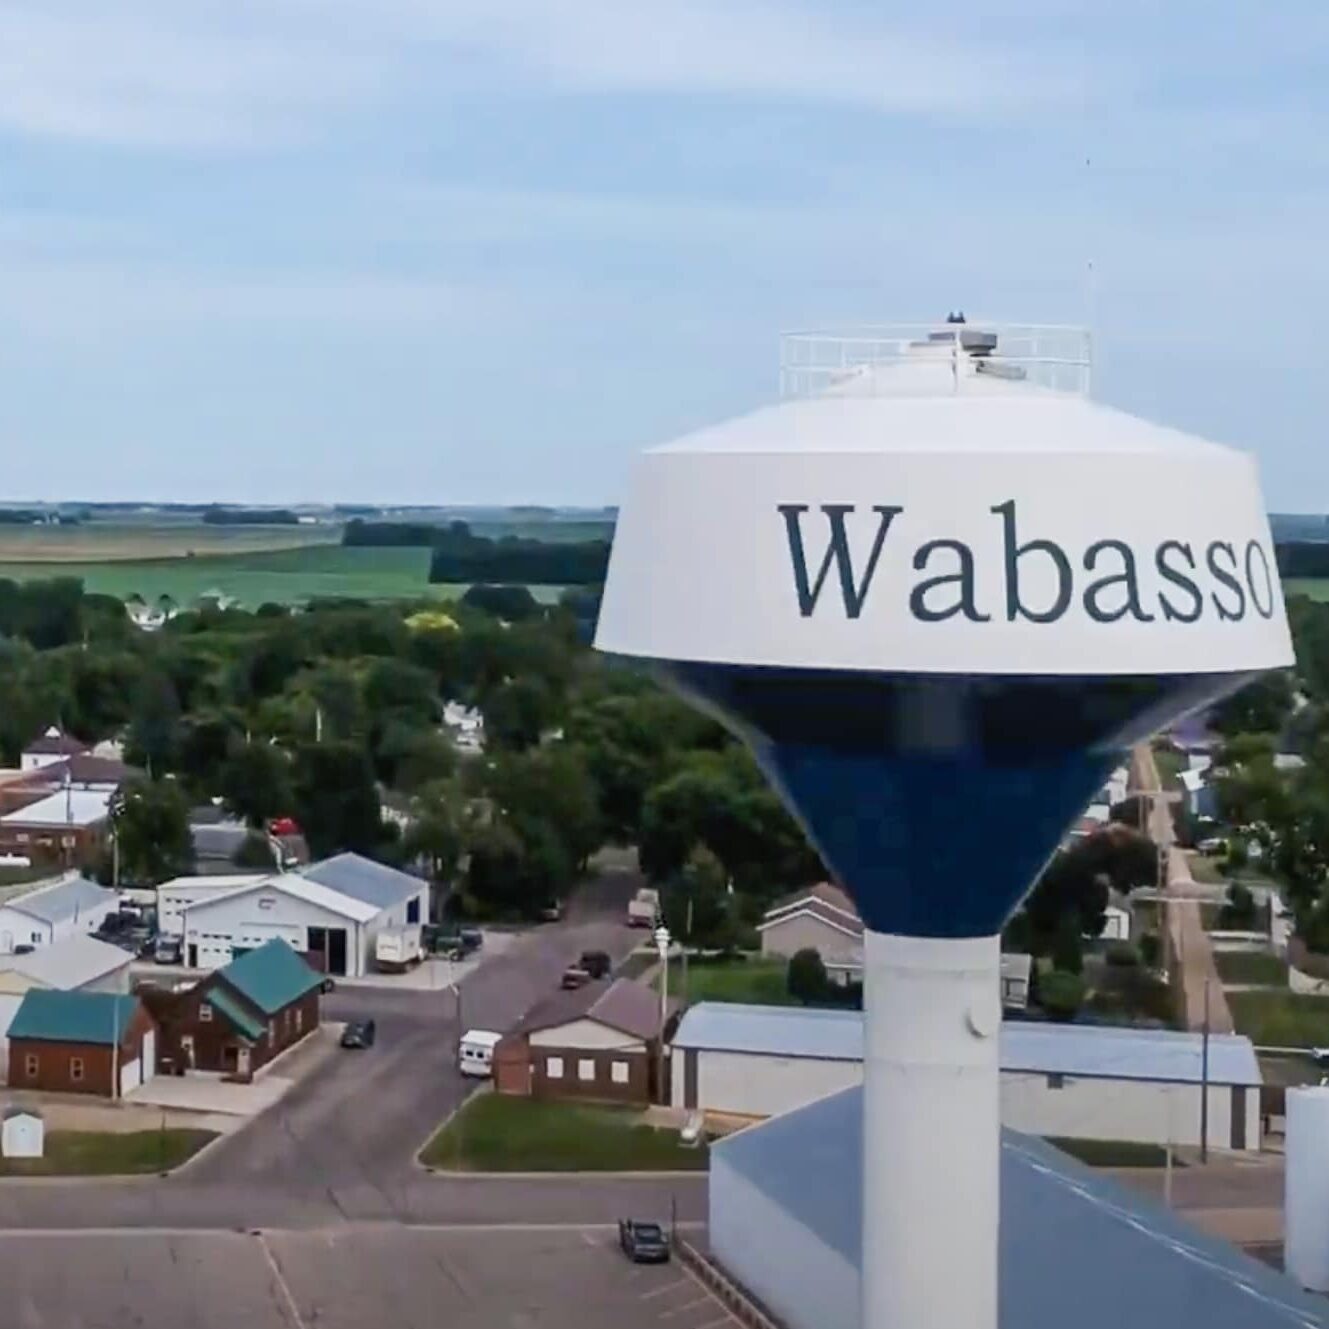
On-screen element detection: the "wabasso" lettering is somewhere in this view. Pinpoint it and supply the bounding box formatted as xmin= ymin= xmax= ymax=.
xmin=777 ymin=501 xmax=1277 ymax=625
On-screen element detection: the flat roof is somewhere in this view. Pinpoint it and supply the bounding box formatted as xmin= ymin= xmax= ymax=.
xmin=673 ymin=1004 xmax=1262 ymax=1086
xmin=0 ymin=935 xmax=131 ymax=989
xmin=714 ymin=1086 xmax=1323 ymax=1329
xmin=0 ymin=789 xmax=111 ymax=828
xmin=4 ymin=875 xmax=117 ymax=927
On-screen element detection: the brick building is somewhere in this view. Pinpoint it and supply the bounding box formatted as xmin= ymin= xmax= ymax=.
xmin=7 ymin=989 xmax=156 ymax=1098
xmin=494 ymin=978 xmax=677 ymax=1106
xmin=145 ymin=939 xmax=322 ymax=1081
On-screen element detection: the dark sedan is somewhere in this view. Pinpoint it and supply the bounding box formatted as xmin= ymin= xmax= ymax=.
xmin=340 ymin=1019 xmax=377 ymax=1049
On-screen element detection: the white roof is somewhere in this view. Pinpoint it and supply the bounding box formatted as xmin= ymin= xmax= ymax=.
xmin=0 ymin=789 xmax=111 ymax=828
xmin=461 ymin=1029 xmax=503 ymax=1048
xmin=672 ymin=1004 xmax=1261 ymax=1086
xmin=157 ymin=874 xmax=269 ymax=897
xmin=180 ymin=872 xmax=379 ymax=924
xmin=0 ymin=935 xmax=131 ymax=990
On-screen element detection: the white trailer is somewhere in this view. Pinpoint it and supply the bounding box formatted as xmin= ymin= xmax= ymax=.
xmin=375 ymin=926 xmax=423 ymax=972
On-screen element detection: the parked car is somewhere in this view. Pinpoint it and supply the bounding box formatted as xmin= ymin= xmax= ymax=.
xmin=560 ymin=963 xmax=591 ymax=990
xmin=458 ymin=926 xmax=483 ymax=952
xmin=340 ymin=1019 xmax=377 ymax=1049
xmin=580 ymin=950 xmax=612 ymax=980
xmin=618 ymin=1219 xmax=669 ymax=1264
xmin=268 ymin=816 xmax=301 ymax=837
xmin=153 ymin=937 xmax=182 ymax=965
xmin=320 ymin=976 xmax=336 ymax=994
xmin=539 ymin=900 xmax=562 ymax=922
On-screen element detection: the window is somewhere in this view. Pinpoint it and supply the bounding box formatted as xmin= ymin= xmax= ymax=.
xmin=578 ymin=1058 xmax=596 ymax=1082
xmin=611 ymin=1061 xmax=630 ymax=1085
xmin=199 ymin=1003 xmax=213 ymax=1022
xmin=545 ymin=1056 xmax=564 ymax=1079
xmin=407 ymin=898 xmax=420 ymax=924
xmin=30 ymin=933 xmax=41 ymax=945
xmin=70 ymin=1057 xmax=84 ymax=1082
xmin=24 ymin=1053 xmax=38 ymax=1078
xmin=1047 ymin=1073 xmax=1066 ymax=1090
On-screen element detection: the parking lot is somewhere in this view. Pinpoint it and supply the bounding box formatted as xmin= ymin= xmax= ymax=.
xmin=0 ymin=1227 xmax=740 ymax=1329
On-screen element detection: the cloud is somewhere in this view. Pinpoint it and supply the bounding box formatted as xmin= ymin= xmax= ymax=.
xmin=0 ymin=0 xmax=1088 ymax=150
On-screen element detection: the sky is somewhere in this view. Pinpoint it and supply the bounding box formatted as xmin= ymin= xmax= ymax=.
xmin=0 ymin=2 xmax=1326 ymax=507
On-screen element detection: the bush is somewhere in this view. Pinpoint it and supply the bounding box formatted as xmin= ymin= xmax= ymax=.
xmin=1219 ymin=881 xmax=1259 ymax=930
xmin=1139 ymin=931 xmax=1161 ymax=969
xmin=1104 ymin=940 xmax=1140 ymax=968
xmin=232 ymin=832 xmax=277 ymax=870
xmin=1040 ymin=969 xmax=1086 ymax=1022
xmin=787 ymin=948 xmax=829 ymax=1004
xmin=1051 ymin=915 xmax=1084 ymax=975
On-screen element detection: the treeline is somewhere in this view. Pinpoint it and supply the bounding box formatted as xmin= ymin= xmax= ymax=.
xmin=343 ymin=520 xmax=440 ymax=547
xmin=428 ymin=523 xmax=609 ymax=586
xmin=1277 ymin=541 xmax=1329 ymax=579
xmin=0 ymin=510 xmax=80 ymax=525
xmin=202 ymin=506 xmax=300 ymax=526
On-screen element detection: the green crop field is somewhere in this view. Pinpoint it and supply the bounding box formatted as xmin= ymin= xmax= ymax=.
xmin=0 ymin=544 xmax=565 ymax=609
xmin=0 ymin=522 xmax=337 ymax=562
xmin=1284 ymin=578 xmax=1329 ymax=602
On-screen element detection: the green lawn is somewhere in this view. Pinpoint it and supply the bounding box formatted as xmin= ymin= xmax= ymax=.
xmin=1187 ymin=853 xmax=1225 ymax=885
xmin=1229 ymin=990 xmax=1329 ymax=1047
xmin=1153 ymin=747 xmax=1186 ymax=790
xmin=654 ymin=956 xmax=797 ymax=1006
xmin=420 ymin=1094 xmax=707 ymax=1172
xmin=1047 ymin=1137 xmax=1178 ymax=1168
xmin=1214 ymin=950 xmax=1288 ymax=987
xmin=0 ymin=1129 xmax=216 ymax=1176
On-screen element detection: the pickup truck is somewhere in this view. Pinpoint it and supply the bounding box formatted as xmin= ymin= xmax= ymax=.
xmin=561 ymin=950 xmax=612 ymax=989
xmin=618 ymin=1219 xmax=670 ymax=1264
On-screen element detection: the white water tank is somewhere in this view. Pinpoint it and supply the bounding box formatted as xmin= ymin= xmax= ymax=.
xmin=1285 ymin=1086 xmax=1329 ymax=1290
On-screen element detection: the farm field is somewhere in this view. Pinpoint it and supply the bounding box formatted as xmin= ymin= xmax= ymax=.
xmin=1284 ymin=578 xmax=1329 ymax=602
xmin=0 ymin=545 xmax=565 ymax=608
xmin=0 ymin=522 xmax=337 ymax=562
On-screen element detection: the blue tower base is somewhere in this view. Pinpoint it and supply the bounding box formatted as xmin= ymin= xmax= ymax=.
xmin=663 ymin=664 xmax=1255 ymax=937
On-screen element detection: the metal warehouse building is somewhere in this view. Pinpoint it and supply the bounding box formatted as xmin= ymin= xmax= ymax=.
xmin=709 ymin=1086 xmax=1323 ymax=1329
xmin=672 ymin=1003 xmax=1262 ymax=1152
xmin=179 ymin=853 xmax=426 ymax=977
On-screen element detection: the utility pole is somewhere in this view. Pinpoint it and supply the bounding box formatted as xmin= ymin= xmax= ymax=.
xmin=1200 ymin=978 xmax=1211 ymax=1162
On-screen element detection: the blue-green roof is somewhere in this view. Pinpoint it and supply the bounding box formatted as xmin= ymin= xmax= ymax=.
xmin=206 ymin=986 xmax=264 ymax=1041
xmin=8 ymin=990 xmax=139 ymax=1046
xmin=217 ymin=939 xmax=321 ymax=1015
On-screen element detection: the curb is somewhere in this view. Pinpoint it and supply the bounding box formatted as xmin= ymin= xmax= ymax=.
xmin=418 ymin=1167 xmax=709 ymax=1180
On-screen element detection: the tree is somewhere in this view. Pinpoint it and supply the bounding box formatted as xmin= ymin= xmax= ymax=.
xmin=661 ymin=845 xmax=740 ymax=951
xmin=788 ymin=948 xmax=829 ymax=1004
xmin=233 ymin=831 xmax=278 ymax=870
xmin=464 ymin=816 xmax=573 ymax=918
xmin=461 ymin=584 xmax=541 ymax=622
xmin=373 ymin=720 xmax=456 ymax=792
xmin=486 ymin=745 xmax=602 ymax=870
xmin=363 ymin=658 xmax=439 ymax=729
xmin=482 ymin=676 xmax=556 ymax=751
xmin=175 ymin=711 xmax=243 ymax=795
xmin=1050 ymin=913 xmax=1084 ymax=974
xmin=110 ymin=777 xmax=193 ymax=885
xmin=219 ymin=742 xmax=293 ymax=829
xmin=1210 ymin=671 xmax=1295 ymax=737
xmin=125 ymin=670 xmax=182 ymax=775
xmin=291 ymin=741 xmax=382 ymax=858
xmin=402 ymin=782 xmax=466 ymax=882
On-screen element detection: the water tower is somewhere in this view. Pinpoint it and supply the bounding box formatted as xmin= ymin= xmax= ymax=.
xmin=596 ymin=322 xmax=1292 ymax=1329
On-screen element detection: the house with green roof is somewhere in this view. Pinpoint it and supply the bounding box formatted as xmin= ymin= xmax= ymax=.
xmin=7 ymin=989 xmax=157 ymax=1098
xmin=145 ymin=939 xmax=323 ymax=1080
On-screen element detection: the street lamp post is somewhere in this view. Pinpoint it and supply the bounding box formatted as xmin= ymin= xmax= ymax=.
xmin=653 ymin=924 xmax=671 ymax=1103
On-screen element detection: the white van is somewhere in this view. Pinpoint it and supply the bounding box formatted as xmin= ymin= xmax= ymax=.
xmin=459 ymin=1029 xmax=502 ymax=1078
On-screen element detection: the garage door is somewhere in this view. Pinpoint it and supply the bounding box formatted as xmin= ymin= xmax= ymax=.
xmin=237 ymin=923 xmax=304 ymax=952
xmin=119 ymin=1057 xmax=141 ymax=1097
xmin=197 ymin=939 xmax=232 ymax=969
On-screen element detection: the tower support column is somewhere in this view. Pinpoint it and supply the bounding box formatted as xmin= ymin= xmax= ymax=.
xmin=862 ymin=929 xmax=1002 ymax=1329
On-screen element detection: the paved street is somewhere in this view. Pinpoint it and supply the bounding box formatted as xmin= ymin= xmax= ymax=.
xmin=0 ymin=1227 xmax=737 ymax=1329
xmin=0 ymin=856 xmax=705 ymax=1235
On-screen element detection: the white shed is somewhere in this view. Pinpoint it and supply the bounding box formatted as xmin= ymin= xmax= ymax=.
xmin=671 ymin=1004 xmax=1263 ymax=1152
xmin=1 ymin=1107 xmax=43 ymax=1157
